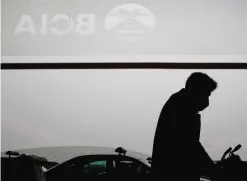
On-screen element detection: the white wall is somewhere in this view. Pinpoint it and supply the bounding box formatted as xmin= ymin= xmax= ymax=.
xmin=2 ymin=69 xmax=247 ymax=160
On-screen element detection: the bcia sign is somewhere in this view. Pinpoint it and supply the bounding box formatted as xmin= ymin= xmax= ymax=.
xmin=13 ymin=13 xmax=95 ymax=36
xmin=13 ymin=3 xmax=156 ymax=37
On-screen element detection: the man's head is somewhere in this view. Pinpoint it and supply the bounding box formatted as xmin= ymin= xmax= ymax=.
xmin=185 ymin=72 xmax=218 ymax=112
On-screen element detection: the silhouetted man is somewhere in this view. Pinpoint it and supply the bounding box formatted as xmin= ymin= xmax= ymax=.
xmin=151 ymin=72 xmax=217 ymax=181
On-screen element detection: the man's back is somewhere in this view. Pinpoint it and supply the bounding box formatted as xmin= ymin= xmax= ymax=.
xmin=151 ymin=89 xmax=202 ymax=180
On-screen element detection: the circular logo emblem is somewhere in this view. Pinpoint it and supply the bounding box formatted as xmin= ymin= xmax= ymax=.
xmin=105 ymin=3 xmax=156 ymax=42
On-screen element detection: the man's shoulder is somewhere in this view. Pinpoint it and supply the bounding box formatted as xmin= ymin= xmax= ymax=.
xmin=161 ymin=89 xmax=187 ymax=112
xmin=167 ymin=89 xmax=185 ymax=103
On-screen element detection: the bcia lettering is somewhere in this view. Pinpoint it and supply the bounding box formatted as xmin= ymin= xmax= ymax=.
xmin=13 ymin=14 xmax=95 ymax=36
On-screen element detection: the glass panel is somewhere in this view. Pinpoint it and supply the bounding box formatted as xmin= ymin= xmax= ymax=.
xmin=82 ymin=160 xmax=107 ymax=175
xmin=115 ymin=158 xmax=143 ymax=174
xmin=1 ymin=69 xmax=247 ymax=164
xmin=88 ymin=160 xmax=106 ymax=167
xmin=2 ymin=0 xmax=247 ymax=62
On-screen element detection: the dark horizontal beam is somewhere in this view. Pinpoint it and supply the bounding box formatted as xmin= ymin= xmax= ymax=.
xmin=1 ymin=62 xmax=247 ymax=70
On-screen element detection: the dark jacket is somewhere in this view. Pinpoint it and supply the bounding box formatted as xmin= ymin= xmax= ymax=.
xmin=151 ymin=89 xmax=214 ymax=181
